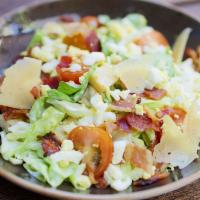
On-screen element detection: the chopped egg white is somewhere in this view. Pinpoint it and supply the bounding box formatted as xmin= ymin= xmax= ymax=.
xmin=83 ymin=52 xmax=105 ymax=66
xmin=69 ymin=63 xmax=82 ymax=72
xmin=112 ymin=141 xmax=127 ymax=164
xmin=42 ymin=59 xmax=59 ymax=73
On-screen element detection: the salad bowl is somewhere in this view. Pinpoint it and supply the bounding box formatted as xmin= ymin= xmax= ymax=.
xmin=0 ymin=0 xmax=200 ymax=199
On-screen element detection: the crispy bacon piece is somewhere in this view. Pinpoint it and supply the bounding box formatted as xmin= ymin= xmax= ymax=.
xmin=134 ymin=172 xmax=169 ymax=186
xmin=96 ymin=177 xmax=108 ymax=189
xmin=126 ymin=113 xmax=153 ymax=131
xmin=0 ymin=75 xmax=4 ymax=86
xmin=157 ymin=106 xmax=186 ymax=125
xmin=117 ymin=117 xmax=130 ymax=132
xmin=85 ymin=31 xmax=100 ymax=52
xmin=143 ymin=88 xmax=167 ymax=100
xmin=124 ymin=143 xmax=153 ymax=174
xmin=30 ymin=86 xmax=41 ymax=99
xmin=41 ymin=133 xmax=61 ymax=156
xmin=185 ymin=46 xmax=200 ymax=72
xmin=0 ymin=106 xmax=28 ymax=121
xmin=60 ymin=15 xmax=76 ymax=23
xmin=41 ymin=73 xmax=60 ymax=89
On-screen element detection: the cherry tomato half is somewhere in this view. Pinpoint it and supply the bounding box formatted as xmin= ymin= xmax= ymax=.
xmin=68 ymin=126 xmax=113 ymax=179
xmin=135 ymin=30 xmax=169 ymax=47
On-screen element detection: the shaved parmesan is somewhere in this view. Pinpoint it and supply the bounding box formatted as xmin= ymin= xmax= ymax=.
xmin=153 ymin=101 xmax=200 ymax=169
xmin=90 ymin=64 xmax=118 ymax=93
xmin=0 ymin=58 xmax=41 ymax=109
xmin=115 ymin=59 xmax=164 ymax=93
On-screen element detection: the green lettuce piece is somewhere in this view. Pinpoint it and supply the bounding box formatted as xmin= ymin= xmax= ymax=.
xmin=29 ymin=97 xmax=46 ymax=123
xmin=58 ymin=81 xmax=81 ymax=95
xmin=140 ymin=133 xmax=151 ymax=148
xmin=7 ymin=107 xmax=64 ymax=141
xmin=125 ymin=14 xmax=147 ymax=28
xmin=69 ymin=163 xmax=91 ymax=190
xmin=141 ymin=97 xmax=173 ymax=112
xmin=27 ymin=30 xmax=44 ymax=50
xmin=47 ymin=89 xmax=72 ymax=102
xmin=72 ymin=69 xmax=93 ymax=102
xmin=47 ymin=99 xmax=89 ymax=118
xmin=143 ymin=52 xmax=175 ymax=77
xmin=23 ymin=152 xmax=77 ymax=187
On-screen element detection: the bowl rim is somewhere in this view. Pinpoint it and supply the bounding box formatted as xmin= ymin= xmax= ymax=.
xmin=0 ymin=0 xmax=200 ymax=199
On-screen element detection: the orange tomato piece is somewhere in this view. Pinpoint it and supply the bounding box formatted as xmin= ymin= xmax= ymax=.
xmin=63 ymin=33 xmax=89 ymax=50
xmin=135 ymin=30 xmax=169 ymax=47
xmin=68 ymin=126 xmax=113 ymax=179
xmin=81 ymin=16 xmax=100 ymax=28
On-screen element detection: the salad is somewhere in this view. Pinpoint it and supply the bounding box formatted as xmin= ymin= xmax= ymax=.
xmin=0 ymin=13 xmax=199 ymax=192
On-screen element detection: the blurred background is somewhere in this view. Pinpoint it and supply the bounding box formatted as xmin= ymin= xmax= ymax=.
xmin=0 ymin=0 xmax=200 ymax=19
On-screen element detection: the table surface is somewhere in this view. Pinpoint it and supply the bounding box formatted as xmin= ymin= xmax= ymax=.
xmin=0 ymin=0 xmax=200 ymax=199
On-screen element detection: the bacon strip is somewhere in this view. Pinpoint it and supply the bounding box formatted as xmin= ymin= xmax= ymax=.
xmin=30 ymin=86 xmax=41 ymax=99
xmin=143 ymin=88 xmax=167 ymax=100
xmin=0 ymin=106 xmax=28 ymax=121
xmin=124 ymin=143 xmax=153 ymax=174
xmin=134 ymin=172 xmax=169 ymax=186
xmin=85 ymin=31 xmax=100 ymax=52
xmin=126 ymin=113 xmax=153 ymax=131
xmin=41 ymin=133 xmax=61 ymax=156
xmin=117 ymin=117 xmax=130 ymax=132
xmin=41 ymin=73 xmax=60 ymax=89
xmin=157 ymin=106 xmax=186 ymax=125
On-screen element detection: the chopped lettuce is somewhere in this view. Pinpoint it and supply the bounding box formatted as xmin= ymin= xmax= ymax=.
xmin=29 ymin=97 xmax=46 ymax=123
xmin=27 ymin=30 xmax=44 ymax=50
xmin=125 ymin=13 xmax=147 ymax=28
xmin=72 ymin=69 xmax=93 ymax=102
xmin=7 ymin=107 xmax=64 ymax=141
xmin=47 ymin=99 xmax=90 ymax=118
xmin=47 ymin=89 xmax=72 ymax=102
xmin=58 ymin=81 xmax=81 ymax=95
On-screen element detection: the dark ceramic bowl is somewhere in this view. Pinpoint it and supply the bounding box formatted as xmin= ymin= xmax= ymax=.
xmin=0 ymin=0 xmax=200 ymax=199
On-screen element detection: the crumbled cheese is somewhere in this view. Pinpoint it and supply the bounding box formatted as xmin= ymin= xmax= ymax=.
xmin=110 ymin=89 xmax=130 ymax=101
xmin=112 ymin=141 xmax=127 ymax=164
xmin=62 ymin=122 xmax=77 ymax=133
xmin=41 ymin=59 xmax=59 ymax=73
xmin=135 ymin=104 xmax=144 ymax=115
xmin=69 ymin=63 xmax=82 ymax=72
xmin=31 ymin=46 xmax=54 ymax=62
xmin=61 ymin=140 xmax=74 ymax=151
xmin=83 ymin=52 xmax=105 ymax=66
xmin=90 ymin=93 xmax=108 ymax=111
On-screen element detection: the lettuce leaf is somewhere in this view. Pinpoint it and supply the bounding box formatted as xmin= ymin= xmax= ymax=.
xmin=47 ymin=89 xmax=72 ymax=102
xmin=125 ymin=14 xmax=147 ymax=28
xmin=27 ymin=30 xmax=44 ymax=50
xmin=29 ymin=97 xmax=46 ymax=123
xmin=58 ymin=81 xmax=81 ymax=95
xmin=7 ymin=106 xmax=64 ymax=141
xmin=47 ymin=99 xmax=90 ymax=118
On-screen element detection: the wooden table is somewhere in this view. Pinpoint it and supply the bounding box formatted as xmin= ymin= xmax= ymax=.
xmin=0 ymin=0 xmax=200 ymax=199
